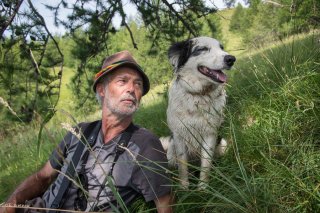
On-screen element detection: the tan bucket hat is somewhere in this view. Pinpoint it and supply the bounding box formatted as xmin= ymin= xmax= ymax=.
xmin=93 ymin=50 xmax=150 ymax=95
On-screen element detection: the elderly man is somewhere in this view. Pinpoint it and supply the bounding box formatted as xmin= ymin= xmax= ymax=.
xmin=1 ymin=51 xmax=173 ymax=213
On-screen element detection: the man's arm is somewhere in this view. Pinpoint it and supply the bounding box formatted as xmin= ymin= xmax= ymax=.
xmin=0 ymin=161 xmax=58 ymax=213
xmin=154 ymin=194 xmax=173 ymax=213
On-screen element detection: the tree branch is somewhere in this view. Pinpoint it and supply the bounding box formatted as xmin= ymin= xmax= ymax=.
xmin=161 ymin=0 xmax=197 ymax=37
xmin=0 ymin=0 xmax=24 ymax=37
xmin=117 ymin=0 xmax=138 ymax=49
xmin=28 ymin=0 xmax=65 ymax=109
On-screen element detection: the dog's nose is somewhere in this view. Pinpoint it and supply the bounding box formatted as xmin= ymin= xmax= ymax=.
xmin=224 ymin=55 xmax=236 ymax=67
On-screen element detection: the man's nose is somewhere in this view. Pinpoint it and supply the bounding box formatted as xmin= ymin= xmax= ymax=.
xmin=126 ymin=82 xmax=135 ymax=93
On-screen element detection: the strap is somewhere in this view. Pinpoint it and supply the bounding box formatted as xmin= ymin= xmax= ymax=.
xmin=110 ymin=123 xmax=136 ymax=176
xmin=92 ymin=123 xmax=136 ymax=212
xmin=49 ymin=120 xmax=101 ymax=212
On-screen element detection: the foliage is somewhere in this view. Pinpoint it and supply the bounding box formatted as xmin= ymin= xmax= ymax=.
xmin=0 ymin=0 xmax=64 ymax=123
xmin=229 ymin=0 xmax=320 ymax=47
xmin=223 ymin=0 xmax=236 ymax=8
xmin=0 ymin=38 xmax=60 ymax=122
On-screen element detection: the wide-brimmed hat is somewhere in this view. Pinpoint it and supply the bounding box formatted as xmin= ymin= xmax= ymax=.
xmin=93 ymin=50 xmax=150 ymax=95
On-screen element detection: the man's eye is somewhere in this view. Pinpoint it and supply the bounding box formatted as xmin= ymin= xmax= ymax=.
xmin=135 ymin=81 xmax=143 ymax=87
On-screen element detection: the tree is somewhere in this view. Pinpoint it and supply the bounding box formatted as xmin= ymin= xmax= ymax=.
xmin=229 ymin=0 xmax=319 ymax=46
xmin=1 ymin=0 xmax=64 ymax=122
xmin=223 ymin=0 xmax=236 ymax=8
xmin=229 ymin=3 xmax=245 ymax=31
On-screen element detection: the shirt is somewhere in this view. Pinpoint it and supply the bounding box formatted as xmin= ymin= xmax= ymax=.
xmin=42 ymin=121 xmax=171 ymax=211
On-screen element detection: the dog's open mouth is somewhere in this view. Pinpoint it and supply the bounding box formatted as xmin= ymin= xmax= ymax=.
xmin=198 ymin=66 xmax=227 ymax=83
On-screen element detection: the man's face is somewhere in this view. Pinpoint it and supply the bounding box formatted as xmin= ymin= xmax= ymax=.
xmin=98 ymin=67 xmax=143 ymax=118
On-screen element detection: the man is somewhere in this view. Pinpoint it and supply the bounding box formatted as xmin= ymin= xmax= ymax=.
xmin=1 ymin=51 xmax=173 ymax=213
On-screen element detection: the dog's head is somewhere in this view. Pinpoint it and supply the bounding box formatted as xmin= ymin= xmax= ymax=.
xmin=168 ymin=37 xmax=236 ymax=85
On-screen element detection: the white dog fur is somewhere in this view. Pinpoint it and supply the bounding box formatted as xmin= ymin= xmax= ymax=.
xmin=160 ymin=36 xmax=236 ymax=188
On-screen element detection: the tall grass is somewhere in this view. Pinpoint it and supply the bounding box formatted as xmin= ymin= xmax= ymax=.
xmin=0 ymin=122 xmax=65 ymax=200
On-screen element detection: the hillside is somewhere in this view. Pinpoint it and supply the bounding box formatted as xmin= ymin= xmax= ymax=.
xmin=217 ymin=9 xmax=245 ymax=56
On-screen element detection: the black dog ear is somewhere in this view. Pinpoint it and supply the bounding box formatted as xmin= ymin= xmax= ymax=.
xmin=168 ymin=39 xmax=193 ymax=71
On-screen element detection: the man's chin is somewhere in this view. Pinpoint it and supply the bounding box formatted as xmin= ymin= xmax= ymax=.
xmin=115 ymin=106 xmax=139 ymax=117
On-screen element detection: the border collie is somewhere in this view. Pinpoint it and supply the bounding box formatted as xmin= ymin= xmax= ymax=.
xmin=160 ymin=37 xmax=236 ymax=188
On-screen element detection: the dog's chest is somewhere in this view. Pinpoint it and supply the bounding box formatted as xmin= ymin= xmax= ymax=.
xmin=167 ymin=84 xmax=226 ymax=132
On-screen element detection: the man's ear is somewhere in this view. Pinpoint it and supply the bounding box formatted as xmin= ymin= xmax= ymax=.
xmin=96 ymin=83 xmax=105 ymax=97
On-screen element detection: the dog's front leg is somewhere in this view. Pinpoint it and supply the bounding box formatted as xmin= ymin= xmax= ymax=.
xmin=175 ymin=142 xmax=189 ymax=188
xmin=198 ymin=137 xmax=216 ymax=189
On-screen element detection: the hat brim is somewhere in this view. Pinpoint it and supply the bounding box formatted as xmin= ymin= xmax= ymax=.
xmin=93 ymin=62 xmax=150 ymax=96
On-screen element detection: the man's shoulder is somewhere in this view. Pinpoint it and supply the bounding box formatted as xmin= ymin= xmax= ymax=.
xmin=131 ymin=124 xmax=164 ymax=150
xmin=76 ymin=119 xmax=101 ymax=132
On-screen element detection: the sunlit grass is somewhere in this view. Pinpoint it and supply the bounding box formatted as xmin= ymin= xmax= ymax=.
xmin=56 ymin=67 xmax=77 ymax=110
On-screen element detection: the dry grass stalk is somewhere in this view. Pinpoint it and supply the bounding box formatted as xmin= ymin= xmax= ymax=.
xmin=61 ymin=122 xmax=81 ymax=140
xmin=0 ymin=97 xmax=17 ymax=116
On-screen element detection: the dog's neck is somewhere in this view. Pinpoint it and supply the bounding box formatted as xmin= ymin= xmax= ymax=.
xmin=187 ymin=84 xmax=219 ymax=96
xmin=175 ymin=73 xmax=224 ymax=96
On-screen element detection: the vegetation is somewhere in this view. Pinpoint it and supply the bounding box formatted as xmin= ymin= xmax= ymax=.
xmin=1 ymin=0 xmax=320 ymax=212
xmin=229 ymin=0 xmax=320 ymax=46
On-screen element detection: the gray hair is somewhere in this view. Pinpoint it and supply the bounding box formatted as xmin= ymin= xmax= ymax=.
xmin=95 ymin=76 xmax=109 ymax=106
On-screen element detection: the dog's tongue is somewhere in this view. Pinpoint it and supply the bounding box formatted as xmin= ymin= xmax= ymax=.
xmin=199 ymin=66 xmax=227 ymax=83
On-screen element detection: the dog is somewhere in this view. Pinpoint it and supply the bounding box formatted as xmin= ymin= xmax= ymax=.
xmin=160 ymin=36 xmax=236 ymax=188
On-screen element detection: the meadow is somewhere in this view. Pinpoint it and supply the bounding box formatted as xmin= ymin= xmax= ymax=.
xmin=1 ymin=29 xmax=319 ymax=213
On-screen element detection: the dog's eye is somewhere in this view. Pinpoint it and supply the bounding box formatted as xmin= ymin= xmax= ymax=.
xmin=191 ymin=46 xmax=209 ymax=56
xmin=198 ymin=47 xmax=209 ymax=52
xmin=220 ymin=44 xmax=224 ymax=50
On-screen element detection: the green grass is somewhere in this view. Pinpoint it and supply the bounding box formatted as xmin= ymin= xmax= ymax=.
xmin=0 ymin=123 xmax=65 ymax=200
xmin=56 ymin=67 xmax=76 ymax=110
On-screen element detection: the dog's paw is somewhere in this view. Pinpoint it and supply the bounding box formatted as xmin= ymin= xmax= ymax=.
xmin=180 ymin=179 xmax=190 ymax=189
xmin=197 ymin=181 xmax=209 ymax=191
xmin=214 ymin=138 xmax=228 ymax=157
xmin=159 ymin=136 xmax=172 ymax=152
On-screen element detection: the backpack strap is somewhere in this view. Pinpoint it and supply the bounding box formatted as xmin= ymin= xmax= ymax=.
xmin=109 ymin=123 xmax=136 ymax=176
xmin=92 ymin=123 xmax=137 ymax=212
xmin=49 ymin=120 xmax=101 ymax=212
